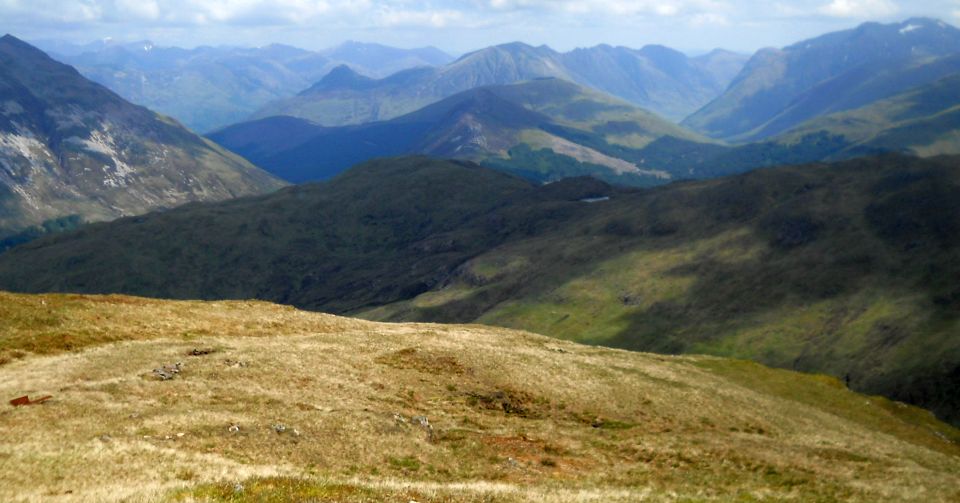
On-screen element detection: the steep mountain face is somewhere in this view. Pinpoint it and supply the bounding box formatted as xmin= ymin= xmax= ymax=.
xmin=0 ymin=291 xmax=958 ymax=502
xmin=774 ymin=71 xmax=960 ymax=157
xmin=39 ymin=40 xmax=453 ymax=132
xmin=0 ymin=35 xmax=284 ymax=238
xmin=252 ymin=42 xmax=748 ymax=126
xmin=685 ymin=18 xmax=960 ymax=141
xmin=1 ymin=154 xmax=958 ymax=425
xmin=212 ymin=78 xmax=703 ymax=185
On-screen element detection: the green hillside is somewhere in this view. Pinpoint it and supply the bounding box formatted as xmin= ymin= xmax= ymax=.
xmin=776 ymin=73 xmax=960 ymax=157
xmin=0 ymin=154 xmax=958 ymax=426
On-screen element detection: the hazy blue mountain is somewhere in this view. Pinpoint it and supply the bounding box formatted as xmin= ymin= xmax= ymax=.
xmin=684 ymin=18 xmax=960 ymax=141
xmin=252 ymin=42 xmax=748 ymax=126
xmin=558 ymin=45 xmax=747 ymax=121
xmin=0 ymin=35 xmax=284 ymax=242
xmin=213 ymin=78 xmax=707 ymax=185
xmin=319 ymin=41 xmax=454 ymax=75
xmin=36 ymin=39 xmax=453 ymax=132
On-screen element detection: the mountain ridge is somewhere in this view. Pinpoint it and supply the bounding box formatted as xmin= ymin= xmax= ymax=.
xmin=212 ymin=78 xmax=704 ymax=185
xmin=252 ymin=41 xmax=749 ymax=126
xmin=684 ymin=18 xmax=960 ymax=141
xmin=0 ymin=35 xmax=284 ymax=239
xmin=36 ymin=38 xmax=454 ymax=132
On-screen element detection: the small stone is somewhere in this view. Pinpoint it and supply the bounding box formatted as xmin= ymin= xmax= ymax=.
xmin=272 ymin=424 xmax=287 ymax=434
xmin=176 ymin=432 xmax=185 ymax=438
xmin=99 ymin=435 xmax=112 ymax=443
xmin=228 ymin=424 xmax=240 ymax=433
xmin=233 ymin=483 xmax=244 ymax=494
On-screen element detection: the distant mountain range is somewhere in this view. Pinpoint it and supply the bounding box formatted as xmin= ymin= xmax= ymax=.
xmin=211 ymin=78 xmax=707 ymax=185
xmin=0 ymin=35 xmax=284 ymax=246
xmin=685 ymin=18 xmax=960 ymax=141
xmin=212 ymin=75 xmax=913 ymax=187
xmin=252 ymin=42 xmax=748 ymax=126
xmin=35 ymin=39 xmax=454 ymax=132
xmin=2 ymin=154 xmax=957 ymax=425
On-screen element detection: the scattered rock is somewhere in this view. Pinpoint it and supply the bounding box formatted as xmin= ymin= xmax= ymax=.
xmin=411 ymin=415 xmax=435 ymax=441
xmin=272 ymin=424 xmax=287 ymax=434
xmin=99 ymin=435 xmax=112 ymax=443
xmin=225 ymin=359 xmax=248 ymax=368
xmin=188 ymin=348 xmax=215 ymax=356
xmin=233 ymin=483 xmax=244 ymax=494
xmin=618 ymin=293 xmax=642 ymax=306
xmin=228 ymin=424 xmax=240 ymax=433
xmin=152 ymin=362 xmax=182 ymax=381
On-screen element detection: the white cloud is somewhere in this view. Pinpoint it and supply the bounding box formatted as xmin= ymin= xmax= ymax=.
xmin=818 ymin=0 xmax=899 ymax=18
xmin=375 ymin=8 xmax=465 ymax=28
xmin=0 ymin=0 xmax=956 ymax=54
xmin=690 ymin=12 xmax=729 ymax=26
xmin=113 ymin=0 xmax=161 ymax=20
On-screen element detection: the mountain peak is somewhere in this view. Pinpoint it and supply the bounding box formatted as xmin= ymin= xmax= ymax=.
xmin=0 ymin=34 xmax=38 ymax=51
xmin=302 ymin=64 xmax=375 ymax=94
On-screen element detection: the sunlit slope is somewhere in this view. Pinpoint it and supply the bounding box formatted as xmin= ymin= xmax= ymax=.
xmin=0 ymin=292 xmax=958 ymax=502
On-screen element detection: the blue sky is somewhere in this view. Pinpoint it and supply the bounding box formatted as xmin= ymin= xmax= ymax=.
xmin=2 ymin=0 xmax=959 ymax=54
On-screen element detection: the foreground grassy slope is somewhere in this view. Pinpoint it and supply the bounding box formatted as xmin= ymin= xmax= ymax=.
xmin=1 ymin=154 xmax=958 ymax=426
xmin=0 ymin=291 xmax=958 ymax=502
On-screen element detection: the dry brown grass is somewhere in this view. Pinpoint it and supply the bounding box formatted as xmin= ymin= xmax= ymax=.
xmin=0 ymin=292 xmax=958 ymax=502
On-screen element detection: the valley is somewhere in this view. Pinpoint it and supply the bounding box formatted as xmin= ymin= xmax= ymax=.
xmin=1 ymin=11 xmax=960 ymax=502
xmin=1 ymin=154 xmax=957 ymax=426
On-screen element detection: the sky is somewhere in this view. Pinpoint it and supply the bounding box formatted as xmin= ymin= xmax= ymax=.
xmin=2 ymin=0 xmax=959 ymax=55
